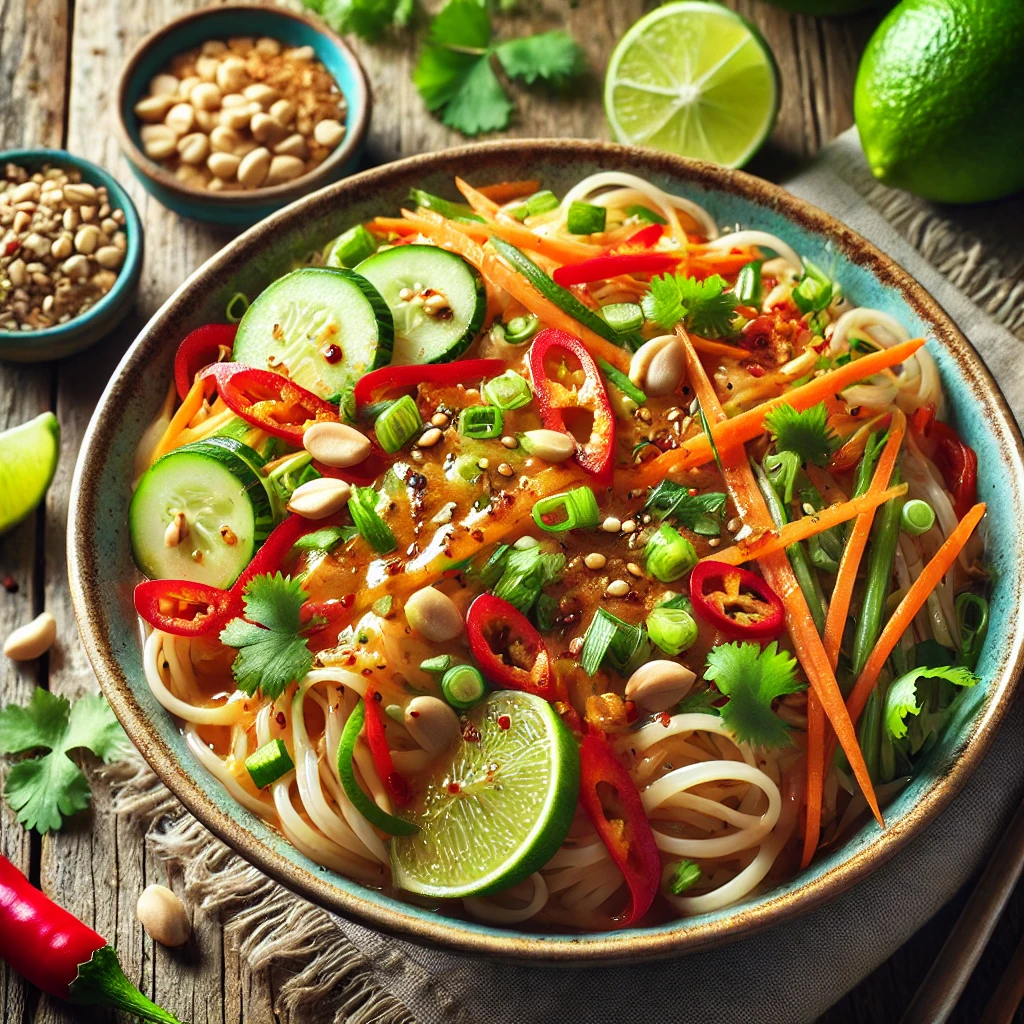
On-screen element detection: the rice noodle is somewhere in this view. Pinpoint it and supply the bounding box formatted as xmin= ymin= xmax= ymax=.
xmin=700 ymin=230 xmax=801 ymax=272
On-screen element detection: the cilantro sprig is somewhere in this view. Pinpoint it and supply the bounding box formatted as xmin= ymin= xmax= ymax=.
xmin=764 ymin=401 xmax=840 ymax=468
xmin=0 ymin=688 xmax=128 ymax=833
xmin=220 ymin=573 xmax=317 ymax=700
xmin=641 ymin=273 xmax=738 ymax=337
xmin=306 ymin=0 xmax=414 ymax=42
xmin=413 ymin=0 xmax=585 ymax=136
xmin=884 ymin=664 xmax=979 ymax=743
xmin=703 ymin=641 xmax=805 ymax=748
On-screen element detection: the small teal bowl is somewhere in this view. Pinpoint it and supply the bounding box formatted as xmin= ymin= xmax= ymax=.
xmin=0 ymin=149 xmax=143 ymax=363
xmin=115 ymin=4 xmax=370 ymax=227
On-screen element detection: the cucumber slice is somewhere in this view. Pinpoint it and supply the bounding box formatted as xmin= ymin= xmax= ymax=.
xmin=130 ymin=439 xmax=275 ymax=588
xmin=232 ymin=268 xmax=394 ymax=403
xmin=356 ymin=245 xmax=485 ymax=365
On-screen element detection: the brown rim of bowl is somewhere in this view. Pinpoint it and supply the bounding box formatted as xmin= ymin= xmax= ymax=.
xmin=114 ymin=3 xmax=370 ymax=206
xmin=69 ymin=139 xmax=1024 ymax=965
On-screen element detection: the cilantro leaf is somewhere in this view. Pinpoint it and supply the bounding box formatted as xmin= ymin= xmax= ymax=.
xmin=764 ymin=401 xmax=839 ymax=467
xmin=641 ymin=273 xmax=737 ymax=337
xmin=220 ymin=574 xmax=314 ymax=700
xmin=645 ymin=481 xmax=727 ymax=536
xmin=0 ymin=689 xmax=128 ymax=833
xmin=884 ymin=664 xmax=979 ymax=741
xmin=704 ymin=641 xmax=804 ymax=748
xmin=316 ymin=0 xmax=411 ymax=41
xmin=494 ymin=31 xmax=584 ymax=85
xmin=293 ymin=525 xmax=359 ymax=553
xmin=676 ymin=686 xmax=721 ymax=715
xmin=439 ymin=56 xmax=513 ymax=135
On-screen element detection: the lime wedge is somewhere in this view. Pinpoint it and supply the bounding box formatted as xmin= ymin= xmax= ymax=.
xmin=0 ymin=412 xmax=60 ymax=534
xmin=604 ymin=1 xmax=779 ymax=168
xmin=391 ymin=690 xmax=579 ymax=898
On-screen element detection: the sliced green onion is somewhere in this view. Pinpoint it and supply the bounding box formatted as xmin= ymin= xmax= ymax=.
xmin=647 ymin=602 xmax=698 ymax=656
xmin=266 ymin=451 xmax=320 ymax=503
xmin=598 ymin=358 xmax=647 ymax=405
xmin=625 ymin=204 xmax=667 ymax=225
xmin=534 ymin=592 xmax=560 ymax=632
xmin=955 ymin=592 xmax=989 ymax=671
xmin=532 ymin=486 xmax=600 ymax=533
xmin=374 ymin=394 xmax=422 ymax=453
xmin=225 ymin=292 xmax=250 ymax=323
xmin=348 ymin=487 xmax=397 ymax=554
xmin=484 ymin=370 xmax=532 ymax=410
xmin=567 ymin=200 xmax=607 ymax=235
xmin=337 ymin=701 xmax=418 ymax=836
xmin=372 ymin=594 xmax=393 ymax=617
xmin=504 ymin=314 xmax=539 ymax=344
xmin=581 ymin=608 xmax=647 ymax=676
xmin=792 ymin=259 xmax=833 ymax=314
xmin=408 ymin=188 xmax=484 ymax=223
xmin=440 ymin=664 xmax=486 ymax=710
xmin=476 ymin=544 xmax=512 ymax=588
xmin=420 ymin=654 xmax=453 ymax=676
xmin=459 ymin=404 xmax=503 ymax=440
xmin=643 ymin=524 xmax=698 ymax=582
xmin=293 ymin=525 xmax=358 ymax=553
xmin=667 ymin=859 xmax=701 ymax=895
xmin=326 ymin=223 xmax=377 ymax=268
xmin=513 ymin=190 xmax=559 ymax=220
xmin=244 ymin=738 xmax=294 ymax=788
xmin=492 ymin=546 xmax=565 ymax=614
xmin=601 ymin=302 xmax=644 ymax=334
xmin=901 ymin=498 xmax=936 ymax=536
xmin=733 ymin=260 xmax=763 ymax=308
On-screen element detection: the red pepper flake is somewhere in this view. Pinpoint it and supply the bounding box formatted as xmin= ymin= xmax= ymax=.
xmin=497 ymin=714 xmax=511 ymax=731
xmin=4 ymin=239 xmax=19 ymax=256
xmin=361 ymin=668 xmax=373 ymax=677
xmin=340 ymin=593 xmax=355 ymax=608
xmin=386 ymin=560 xmax=405 ymax=576
xmin=688 ymin=488 xmax=698 ymax=497
xmin=2 ymin=576 xmax=18 ymax=593
xmin=447 ymin=781 xmax=461 ymax=794
xmin=461 ymin=720 xmax=481 ymax=743
xmin=744 ymin=362 xmax=766 ymax=378
xmin=471 ymin=529 xmax=485 ymax=542
xmin=321 ymin=343 xmax=343 ymax=365
xmin=390 ymin=773 xmax=410 ymax=803
xmin=275 ymin=712 xmax=287 ymax=728
xmin=657 ymin=712 xmax=672 ymax=728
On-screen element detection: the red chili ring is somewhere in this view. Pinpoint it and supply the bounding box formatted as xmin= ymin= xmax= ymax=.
xmin=688 ymin=560 xmax=785 ymax=640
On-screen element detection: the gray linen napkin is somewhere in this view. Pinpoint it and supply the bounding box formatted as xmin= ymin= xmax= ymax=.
xmin=335 ymin=129 xmax=1024 ymax=1024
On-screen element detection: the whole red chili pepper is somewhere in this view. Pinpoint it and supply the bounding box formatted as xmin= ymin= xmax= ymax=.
xmin=529 ymin=328 xmax=615 ymax=484
xmin=689 ymin=560 xmax=785 ymax=640
xmin=551 ymin=251 xmax=680 ymax=287
xmin=363 ymin=688 xmax=412 ymax=806
xmin=0 ymin=855 xmax=185 ymax=1022
xmin=173 ymin=324 xmax=237 ymax=401
xmin=202 ymin=363 xmax=338 ymax=446
xmin=909 ymin=403 xmax=978 ymax=520
xmin=577 ymin=729 xmax=661 ymax=927
xmin=133 ymin=579 xmax=241 ymax=637
xmin=466 ymin=594 xmax=558 ymax=702
xmin=353 ymin=358 xmax=505 ymax=410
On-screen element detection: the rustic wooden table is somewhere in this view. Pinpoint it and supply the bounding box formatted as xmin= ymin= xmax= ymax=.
xmin=1 ymin=2 xmax=1020 ymax=1022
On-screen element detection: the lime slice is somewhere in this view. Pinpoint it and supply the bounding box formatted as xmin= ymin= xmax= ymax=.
xmin=391 ymin=690 xmax=579 ymax=898
xmin=604 ymin=1 xmax=780 ymax=168
xmin=0 ymin=412 xmax=60 ymax=534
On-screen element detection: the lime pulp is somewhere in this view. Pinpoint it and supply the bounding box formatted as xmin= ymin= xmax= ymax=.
xmin=0 ymin=412 xmax=60 ymax=534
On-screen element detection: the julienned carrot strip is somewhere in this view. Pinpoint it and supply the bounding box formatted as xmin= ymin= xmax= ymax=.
xmin=476 ymin=179 xmax=542 ymax=202
xmin=486 ymin=219 xmax=600 ymax=263
xmin=689 ymin=333 xmax=757 ymax=362
xmin=149 ymin=379 xmax=206 ymax=465
xmin=172 ymin=407 xmax=236 ymax=449
xmin=675 ymin=325 xmax=884 ymax=828
xmin=455 ymin=175 xmax=500 ymax=216
xmin=400 ymin=209 xmax=485 ymax=269
xmin=688 ymin=252 xmax=756 ymax=278
xmin=845 ymin=502 xmax=987 ymax=726
xmin=707 ymin=482 xmax=908 ymax=567
xmin=802 ymin=693 xmax=826 ymax=869
xmin=480 ymin=251 xmax=630 ymax=372
xmin=626 ymin=337 xmax=927 ymax=489
xmin=366 ymin=216 xmax=420 ymax=236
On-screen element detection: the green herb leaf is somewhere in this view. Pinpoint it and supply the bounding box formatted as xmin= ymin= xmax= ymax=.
xmin=667 ymin=859 xmax=702 ymax=895
xmin=764 ymin=401 xmax=839 ymax=467
xmin=884 ymin=664 xmax=979 ymax=741
xmin=676 ymin=686 xmax=721 ymax=716
xmin=493 ymin=31 xmax=584 ymax=85
xmin=317 ymin=0 xmax=410 ymax=41
xmin=703 ymin=641 xmax=804 ymax=748
xmin=293 ymin=525 xmax=359 ymax=553
xmin=641 ymin=273 xmax=737 ymax=337
xmin=0 ymin=688 xmax=128 ymax=833
xmin=220 ymin=573 xmax=314 ymax=700
xmin=491 ymin=544 xmax=564 ymax=614
xmin=645 ymin=481 xmax=728 ymax=535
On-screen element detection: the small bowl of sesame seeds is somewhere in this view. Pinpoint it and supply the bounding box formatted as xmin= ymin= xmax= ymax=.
xmin=0 ymin=149 xmax=143 ymax=363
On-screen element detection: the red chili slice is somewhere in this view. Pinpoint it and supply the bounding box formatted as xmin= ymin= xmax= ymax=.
xmin=617 ymin=224 xmax=665 ymax=251
xmin=173 ymin=324 xmax=238 ymax=401
xmin=910 ymin=403 xmax=978 ymax=520
xmin=689 ymin=560 xmax=785 ymax=640
xmin=133 ymin=579 xmax=241 ymax=637
xmin=353 ymin=359 xmax=505 ymax=410
xmin=363 ymin=688 xmax=411 ymax=806
xmin=231 ymin=513 xmax=323 ymax=597
xmin=551 ymin=252 xmax=680 ymax=288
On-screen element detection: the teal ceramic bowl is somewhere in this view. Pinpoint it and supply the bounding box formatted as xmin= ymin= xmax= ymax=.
xmin=0 ymin=149 xmax=143 ymax=363
xmin=115 ymin=4 xmax=370 ymax=227
xmin=69 ymin=141 xmax=1024 ymax=963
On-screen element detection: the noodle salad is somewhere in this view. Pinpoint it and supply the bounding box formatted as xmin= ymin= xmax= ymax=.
xmin=129 ymin=171 xmax=988 ymax=930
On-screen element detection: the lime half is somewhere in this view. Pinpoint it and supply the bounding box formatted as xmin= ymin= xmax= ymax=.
xmin=0 ymin=412 xmax=60 ymax=534
xmin=391 ymin=690 xmax=579 ymax=899
xmin=604 ymin=1 xmax=780 ymax=168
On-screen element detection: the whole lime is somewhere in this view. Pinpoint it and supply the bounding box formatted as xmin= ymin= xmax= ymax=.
xmin=760 ymin=0 xmax=877 ymax=13
xmin=854 ymin=0 xmax=1024 ymax=203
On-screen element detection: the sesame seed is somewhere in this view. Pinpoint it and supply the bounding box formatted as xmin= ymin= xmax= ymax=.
xmin=398 ymin=287 xmax=414 ymax=301
xmin=601 ymin=517 xmax=621 ymax=533
xmin=417 ymin=427 xmax=443 ymax=447
xmin=802 ymin=502 xmax=816 ymax=516
xmin=620 ymin=519 xmax=636 ymax=534
xmin=584 ymin=552 xmax=607 ymax=570
xmin=626 ymin=562 xmax=643 ymax=578
xmin=568 ymin=637 xmax=584 ymax=655
xmin=500 ymin=435 xmax=518 ymax=449
xmin=477 ymin=457 xmax=490 ymax=470
xmin=605 ymin=580 xmax=630 ymax=598
xmin=708 ymin=538 xmax=720 ymax=548
xmin=431 ymin=412 xmax=449 ymax=427
xmin=497 ymin=462 xmax=514 ymax=477
xmin=726 ymin=516 xmax=742 ymax=533
xmin=641 ymin=514 xmax=652 ymax=524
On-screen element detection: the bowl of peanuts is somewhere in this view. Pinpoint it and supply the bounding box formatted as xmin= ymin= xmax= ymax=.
xmin=0 ymin=150 xmax=144 ymax=362
xmin=115 ymin=3 xmax=370 ymax=226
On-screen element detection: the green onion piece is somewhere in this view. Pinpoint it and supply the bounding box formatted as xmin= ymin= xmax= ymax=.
xmin=504 ymin=314 xmax=540 ymax=344
xmin=408 ymin=188 xmax=484 ymax=223
xmin=337 ymin=702 xmax=418 ymax=836
xmin=492 ymin=546 xmax=565 ymax=613
xmin=225 ymin=292 xmax=250 ymax=323
xmin=955 ymin=592 xmax=989 ymax=671
xmin=348 ymin=487 xmax=397 ymax=554
xmin=420 ymin=654 xmax=453 ymax=676
xmin=476 ymin=544 xmax=512 ymax=588
xmin=647 ymin=602 xmax=698 ymax=656
xmin=534 ymin=592 xmax=560 ymax=632
xmin=601 ymin=302 xmax=644 ymax=334
xmin=900 ymin=498 xmax=936 ymax=536
xmin=244 ymin=738 xmax=294 ymax=789
xmin=326 ymin=224 xmax=378 ymax=268
xmin=581 ymin=608 xmax=648 ymax=676
xmin=375 ymin=394 xmax=422 ymax=453
xmin=440 ymin=664 xmax=486 ymax=710
xmin=567 ymin=200 xmax=607 ymax=235
xmin=293 ymin=525 xmax=358 ymax=553
xmin=598 ymin=358 xmax=647 ymax=405
xmin=667 ymin=859 xmax=702 ymax=895
xmin=625 ymin=204 xmax=667 ymax=225
xmin=532 ymin=486 xmax=600 ymax=533
xmin=733 ymin=260 xmax=763 ymax=308
xmin=792 ymin=259 xmax=834 ymax=314
xmin=459 ymin=404 xmax=503 ymax=440
xmin=372 ymin=595 xmax=393 ymax=617
xmin=484 ymin=370 xmax=532 ymax=410
xmin=513 ymin=190 xmax=559 ymax=220
xmin=643 ymin=524 xmax=698 ymax=582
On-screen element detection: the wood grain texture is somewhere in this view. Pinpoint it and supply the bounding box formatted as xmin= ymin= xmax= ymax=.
xmin=2 ymin=0 xmax=1019 ymax=1022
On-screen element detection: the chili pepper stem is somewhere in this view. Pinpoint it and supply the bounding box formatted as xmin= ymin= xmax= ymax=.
xmin=69 ymin=946 xmax=186 ymax=1024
